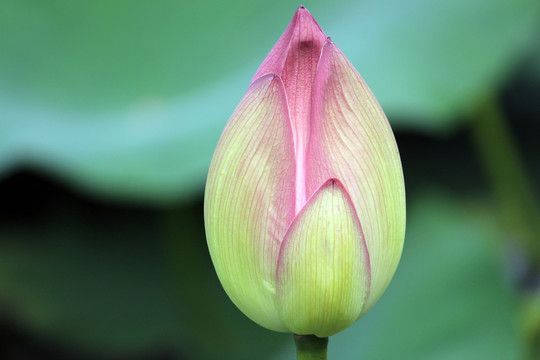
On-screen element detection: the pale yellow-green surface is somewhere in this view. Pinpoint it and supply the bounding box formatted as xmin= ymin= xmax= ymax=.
xmin=204 ymin=74 xmax=294 ymax=332
xmin=276 ymin=180 xmax=370 ymax=337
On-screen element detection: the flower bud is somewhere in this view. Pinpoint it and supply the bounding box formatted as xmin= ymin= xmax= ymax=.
xmin=204 ymin=6 xmax=405 ymax=337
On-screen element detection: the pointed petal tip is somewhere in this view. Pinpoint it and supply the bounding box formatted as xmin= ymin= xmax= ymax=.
xmin=289 ymin=5 xmax=325 ymax=43
xmin=322 ymin=38 xmax=338 ymax=54
xmin=321 ymin=178 xmax=346 ymax=197
xmin=295 ymin=5 xmax=315 ymax=20
xmin=323 ymin=177 xmax=341 ymax=188
xmin=294 ymin=6 xmax=325 ymax=36
xmin=254 ymin=6 xmax=327 ymax=80
xmin=296 ymin=5 xmax=308 ymax=14
xmin=251 ymin=72 xmax=282 ymax=86
xmin=321 ymin=178 xmax=355 ymax=204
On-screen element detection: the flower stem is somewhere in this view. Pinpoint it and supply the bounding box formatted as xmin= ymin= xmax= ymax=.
xmin=294 ymin=334 xmax=328 ymax=360
xmin=469 ymin=95 xmax=540 ymax=261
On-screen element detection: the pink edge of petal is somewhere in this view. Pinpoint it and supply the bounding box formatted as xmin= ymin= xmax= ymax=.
xmin=252 ymin=12 xmax=298 ymax=81
xmin=311 ymin=38 xmax=335 ymax=111
xmin=243 ymin=72 xmax=288 ymax=113
xmin=250 ymin=72 xmax=298 ymax=229
xmin=305 ymin=37 xmax=333 ymax=159
xmin=314 ymin=39 xmax=394 ymax=137
xmin=333 ymin=178 xmax=372 ymax=302
xmin=243 ymin=73 xmax=298 ymax=230
xmin=275 ymin=178 xmax=372 ymax=298
xmin=216 ymin=72 xmax=284 ymax=151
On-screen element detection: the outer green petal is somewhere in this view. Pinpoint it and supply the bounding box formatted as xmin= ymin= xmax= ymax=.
xmin=204 ymin=75 xmax=295 ymax=332
xmin=275 ymin=179 xmax=370 ymax=337
xmin=306 ymin=42 xmax=406 ymax=314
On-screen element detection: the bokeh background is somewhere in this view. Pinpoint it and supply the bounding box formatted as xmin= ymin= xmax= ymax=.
xmin=1 ymin=0 xmax=539 ymax=359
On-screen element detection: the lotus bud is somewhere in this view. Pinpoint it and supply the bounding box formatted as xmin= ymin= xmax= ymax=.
xmin=204 ymin=6 xmax=405 ymax=337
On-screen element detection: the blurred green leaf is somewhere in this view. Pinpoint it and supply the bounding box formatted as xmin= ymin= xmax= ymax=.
xmin=0 ymin=197 xmax=288 ymax=359
xmin=1 ymin=0 xmax=539 ymax=202
xmin=273 ymin=192 xmax=522 ymax=360
xmin=0 ymin=206 xmax=187 ymax=354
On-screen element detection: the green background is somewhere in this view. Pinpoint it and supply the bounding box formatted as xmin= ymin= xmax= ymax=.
xmin=1 ymin=0 xmax=539 ymax=359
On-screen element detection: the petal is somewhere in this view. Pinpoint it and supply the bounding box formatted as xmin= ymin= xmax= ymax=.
xmin=253 ymin=6 xmax=326 ymax=84
xmin=204 ymin=74 xmax=295 ymax=332
xmin=253 ymin=6 xmax=327 ymax=212
xmin=275 ymin=179 xmax=370 ymax=337
xmin=306 ymin=42 xmax=406 ymax=313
